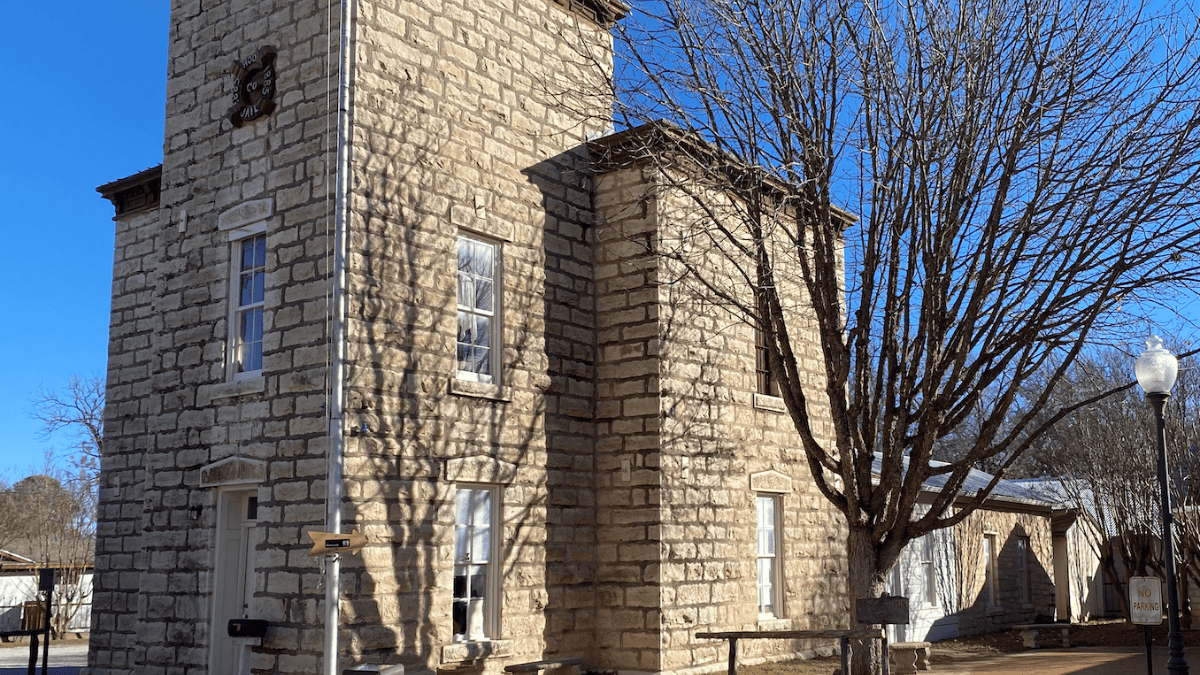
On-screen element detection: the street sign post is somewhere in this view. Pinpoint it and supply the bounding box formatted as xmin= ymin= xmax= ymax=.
xmin=1130 ymin=576 xmax=1164 ymax=625
xmin=1130 ymin=576 xmax=1164 ymax=675
xmin=306 ymin=529 xmax=368 ymax=556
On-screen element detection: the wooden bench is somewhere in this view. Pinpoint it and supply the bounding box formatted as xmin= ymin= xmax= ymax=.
xmin=1013 ymin=624 xmax=1070 ymax=648
xmin=889 ymin=641 xmax=931 ymax=673
xmin=503 ymin=657 xmax=584 ymax=675
xmin=697 ymin=629 xmax=886 ymax=675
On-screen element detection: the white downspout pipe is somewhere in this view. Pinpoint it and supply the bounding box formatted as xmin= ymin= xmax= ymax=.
xmin=326 ymin=0 xmax=355 ymax=673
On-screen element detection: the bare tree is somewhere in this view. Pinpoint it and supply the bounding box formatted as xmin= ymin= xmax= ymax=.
xmin=604 ymin=0 xmax=1200 ymax=668
xmin=5 ymin=472 xmax=95 ymax=638
xmin=30 ymin=375 xmax=103 ymax=479
xmin=1023 ymin=350 xmax=1200 ymax=624
xmin=25 ymin=376 xmax=101 ymax=635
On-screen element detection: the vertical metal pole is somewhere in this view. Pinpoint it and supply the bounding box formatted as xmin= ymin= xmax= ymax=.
xmin=727 ymin=638 xmax=737 ymax=675
xmin=839 ymin=637 xmax=849 ymax=675
xmin=1146 ymin=625 xmax=1155 ymax=675
xmin=41 ymin=590 xmax=50 ymax=675
xmin=1150 ymin=393 xmax=1190 ymax=675
xmin=324 ymin=0 xmax=355 ymax=672
xmin=27 ymin=632 xmax=37 ymax=675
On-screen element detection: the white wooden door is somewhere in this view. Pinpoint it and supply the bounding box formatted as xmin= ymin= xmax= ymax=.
xmin=210 ymin=490 xmax=258 ymax=675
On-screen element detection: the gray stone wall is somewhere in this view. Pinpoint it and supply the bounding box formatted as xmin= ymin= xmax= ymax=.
xmin=952 ymin=508 xmax=1056 ymax=636
xmin=91 ymin=202 xmax=159 ymax=674
xmin=90 ymin=0 xmax=346 ymax=672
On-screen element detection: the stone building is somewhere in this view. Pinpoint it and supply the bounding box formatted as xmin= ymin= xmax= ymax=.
xmin=884 ymin=468 xmax=1064 ymax=643
xmin=90 ymin=2 xmax=849 ymax=675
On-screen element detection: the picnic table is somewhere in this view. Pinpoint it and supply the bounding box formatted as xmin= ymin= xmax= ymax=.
xmin=696 ymin=628 xmax=888 ymax=675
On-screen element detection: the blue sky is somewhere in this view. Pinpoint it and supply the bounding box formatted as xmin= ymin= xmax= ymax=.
xmin=0 ymin=1 xmax=169 ymax=478
xmin=0 ymin=0 xmax=1197 ymax=481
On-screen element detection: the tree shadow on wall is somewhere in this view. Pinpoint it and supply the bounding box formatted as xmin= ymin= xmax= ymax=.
xmin=328 ymin=90 xmax=591 ymax=675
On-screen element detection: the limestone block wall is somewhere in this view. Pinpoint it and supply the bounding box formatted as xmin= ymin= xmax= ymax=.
xmin=592 ymin=150 xmax=849 ymax=675
xmin=333 ymin=0 xmax=616 ymax=672
xmin=594 ymin=163 xmax=666 ymax=675
xmin=91 ymin=202 xmax=160 ymax=674
xmin=952 ymin=508 xmax=1056 ymax=636
xmin=652 ymin=184 xmax=847 ymax=673
xmin=90 ymin=0 xmax=344 ymax=673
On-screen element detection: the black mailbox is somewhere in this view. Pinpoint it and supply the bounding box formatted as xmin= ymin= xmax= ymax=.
xmin=227 ymin=619 xmax=269 ymax=639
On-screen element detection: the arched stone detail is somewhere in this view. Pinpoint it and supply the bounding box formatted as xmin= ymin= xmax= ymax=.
xmin=749 ymin=469 xmax=793 ymax=494
xmin=199 ymin=456 xmax=268 ymax=487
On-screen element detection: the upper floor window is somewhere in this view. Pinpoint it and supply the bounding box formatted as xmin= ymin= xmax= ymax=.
xmin=230 ymin=233 xmax=266 ymax=379
xmin=456 ymin=235 xmax=500 ymax=384
xmin=755 ymin=328 xmax=777 ymax=396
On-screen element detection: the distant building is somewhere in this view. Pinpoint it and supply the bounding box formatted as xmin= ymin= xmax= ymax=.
xmin=0 ymin=549 xmax=92 ymax=635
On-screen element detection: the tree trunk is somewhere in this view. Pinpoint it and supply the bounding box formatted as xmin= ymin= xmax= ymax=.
xmin=848 ymin=526 xmax=888 ymax=675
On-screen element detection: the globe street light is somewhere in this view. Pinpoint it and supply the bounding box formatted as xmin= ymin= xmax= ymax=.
xmin=1135 ymin=335 xmax=1189 ymax=675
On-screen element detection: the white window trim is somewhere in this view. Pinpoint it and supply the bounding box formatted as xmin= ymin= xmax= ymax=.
xmin=1017 ymin=535 xmax=1031 ymax=605
xmin=983 ymin=533 xmax=1000 ymax=610
xmin=920 ymin=532 xmax=937 ymax=608
xmin=455 ymin=234 xmax=502 ymax=385
xmin=453 ymin=483 xmax=501 ymax=643
xmin=756 ymin=494 xmax=783 ymax=619
xmin=227 ymin=222 xmax=267 ymax=382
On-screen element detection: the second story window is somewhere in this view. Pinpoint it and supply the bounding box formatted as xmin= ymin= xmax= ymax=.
xmin=456 ymin=235 xmax=500 ymax=384
xmin=231 ymin=233 xmax=266 ymax=379
xmin=755 ymin=328 xmax=777 ymax=396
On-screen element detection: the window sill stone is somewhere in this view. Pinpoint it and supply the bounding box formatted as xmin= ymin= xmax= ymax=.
xmin=756 ymin=617 xmax=793 ymax=631
xmin=203 ymin=376 xmax=266 ymax=404
xmin=753 ymin=393 xmax=786 ymax=413
xmin=450 ymin=378 xmax=510 ymax=402
xmin=441 ymin=639 xmax=512 ymax=663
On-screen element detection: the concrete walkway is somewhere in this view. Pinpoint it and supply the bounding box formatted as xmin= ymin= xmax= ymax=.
xmin=932 ymin=646 xmax=1190 ymax=675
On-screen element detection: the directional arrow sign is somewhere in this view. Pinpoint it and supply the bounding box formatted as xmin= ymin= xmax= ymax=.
xmin=307 ymin=529 xmax=368 ymax=556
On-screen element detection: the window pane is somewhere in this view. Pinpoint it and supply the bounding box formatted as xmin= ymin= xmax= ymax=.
xmin=470 ymin=567 xmax=487 ymax=599
xmin=252 ymin=269 xmax=264 ymax=304
xmin=252 ymin=234 xmax=266 ymax=266
xmin=240 ymin=273 xmax=256 ymax=306
xmin=457 ymin=273 xmax=474 ymax=310
xmin=455 ymin=491 xmax=470 ymax=560
xmin=475 ymin=279 xmax=493 ymax=313
xmin=472 ymin=490 xmax=491 ymax=562
xmin=472 ymin=241 xmax=493 ymax=278
xmin=242 ymin=238 xmax=258 ymax=270
xmin=758 ymin=557 xmax=774 ymax=613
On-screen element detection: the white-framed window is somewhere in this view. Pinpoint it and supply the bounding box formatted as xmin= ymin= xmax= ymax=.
xmin=229 ymin=231 xmax=266 ymax=380
xmin=756 ymin=494 xmax=782 ymax=617
xmin=454 ymin=485 xmax=499 ymax=642
xmin=918 ymin=532 xmax=937 ymax=606
xmin=983 ymin=533 xmax=999 ymax=607
xmin=456 ymin=235 xmax=501 ymax=384
xmin=1016 ymin=535 xmax=1031 ymax=603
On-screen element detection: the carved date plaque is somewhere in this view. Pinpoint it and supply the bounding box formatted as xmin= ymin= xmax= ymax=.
xmin=227 ymin=46 xmax=277 ymax=128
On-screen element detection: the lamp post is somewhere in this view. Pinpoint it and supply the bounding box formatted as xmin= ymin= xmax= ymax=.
xmin=1135 ymin=335 xmax=1189 ymax=675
